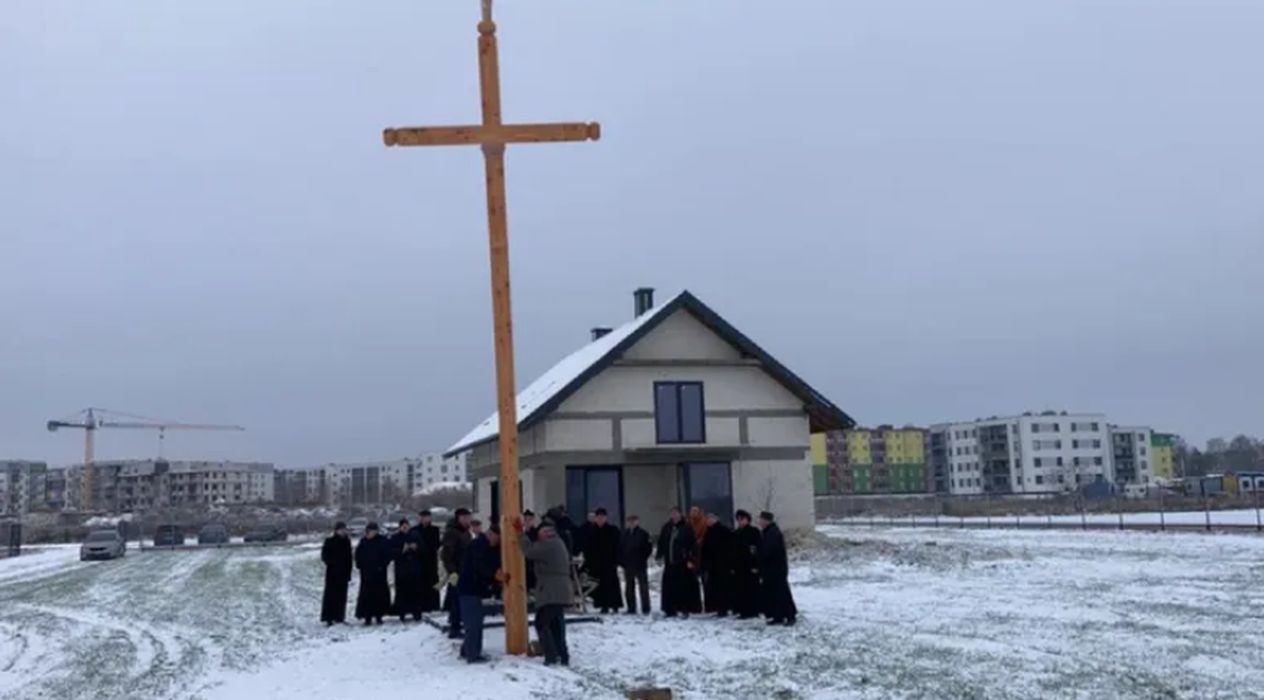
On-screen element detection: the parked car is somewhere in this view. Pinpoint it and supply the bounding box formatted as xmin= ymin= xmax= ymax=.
xmin=384 ymin=512 xmax=411 ymax=535
xmin=80 ymin=530 xmax=126 ymax=561
xmin=346 ymin=517 xmax=369 ymax=538
xmin=243 ymin=525 xmax=287 ymax=543
xmin=198 ymin=524 xmax=230 ymax=546
xmin=153 ymin=525 xmax=186 ymax=547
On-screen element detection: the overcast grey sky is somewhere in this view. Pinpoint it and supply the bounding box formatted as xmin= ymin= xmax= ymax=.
xmin=2 ymin=0 xmax=1261 ymax=467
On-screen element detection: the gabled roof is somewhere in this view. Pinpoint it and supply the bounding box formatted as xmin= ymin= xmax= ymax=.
xmin=445 ymin=290 xmax=854 ymax=456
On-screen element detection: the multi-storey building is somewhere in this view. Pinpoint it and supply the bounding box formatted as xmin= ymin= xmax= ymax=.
xmin=811 ymin=434 xmax=829 ymax=495
xmin=1108 ymin=426 xmax=1155 ymax=486
xmin=322 ymin=453 xmax=470 ymax=507
xmin=1151 ymin=433 xmax=1178 ymax=480
xmin=825 ymin=427 xmax=929 ymax=495
xmin=274 ymin=467 xmax=330 ymax=506
xmin=59 ymin=459 xmax=273 ymax=512
xmin=928 ymin=412 xmax=1163 ymax=495
xmin=0 ymin=461 xmax=48 ymax=515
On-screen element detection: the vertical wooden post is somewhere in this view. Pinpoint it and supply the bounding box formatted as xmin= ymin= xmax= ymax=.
xmin=477 ymin=15 xmax=528 ymax=656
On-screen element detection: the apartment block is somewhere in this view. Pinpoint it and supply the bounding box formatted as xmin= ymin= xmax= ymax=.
xmin=1109 ymin=426 xmax=1155 ymax=486
xmin=55 ymin=460 xmax=273 ymax=512
xmin=811 ymin=434 xmax=829 ymax=495
xmin=0 ymin=461 xmax=49 ymax=516
xmin=323 ymin=453 xmax=469 ymax=508
xmin=926 ymin=412 xmax=1173 ymax=496
xmin=1151 ymin=433 xmax=1178 ymax=480
xmin=827 ymin=427 xmax=929 ymax=495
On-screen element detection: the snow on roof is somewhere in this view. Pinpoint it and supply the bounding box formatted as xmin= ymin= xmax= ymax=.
xmin=446 ymin=292 xmax=682 ymax=456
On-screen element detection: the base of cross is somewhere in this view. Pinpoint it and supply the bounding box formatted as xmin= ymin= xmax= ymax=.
xmin=418 ymin=603 xmax=602 ymax=637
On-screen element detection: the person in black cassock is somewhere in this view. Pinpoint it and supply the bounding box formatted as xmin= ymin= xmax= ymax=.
xmin=320 ymin=521 xmax=353 ymax=625
xmin=390 ymin=519 xmax=425 ymax=622
xmin=656 ymin=506 xmax=698 ymax=618
xmin=354 ymin=522 xmax=393 ymax=625
xmin=415 ymin=510 xmax=442 ymax=612
xmin=757 ymin=511 xmax=797 ymax=626
xmin=619 ymin=514 xmax=653 ymax=615
xmin=731 ymin=509 xmax=762 ymax=619
xmin=582 ymin=507 xmax=622 ymax=613
xmin=441 ymin=508 xmax=473 ymax=638
xmin=701 ymin=512 xmax=735 ymax=617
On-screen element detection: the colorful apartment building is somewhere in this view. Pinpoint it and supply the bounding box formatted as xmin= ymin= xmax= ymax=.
xmin=1151 ymin=433 xmax=1177 ymax=480
xmin=827 ymin=427 xmax=930 ymax=494
xmin=811 ymin=434 xmax=829 ymax=495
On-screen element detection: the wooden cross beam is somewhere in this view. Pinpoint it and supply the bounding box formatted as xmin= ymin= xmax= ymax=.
xmin=381 ymin=0 xmax=599 ymax=657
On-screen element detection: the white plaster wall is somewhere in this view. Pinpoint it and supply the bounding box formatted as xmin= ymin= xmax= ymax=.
xmin=561 ymin=365 xmax=803 ymax=414
xmin=623 ymin=464 xmax=679 ymax=528
xmin=621 ymin=309 xmax=742 ymax=361
xmin=543 ymin=418 xmax=613 ymax=452
xmin=621 ymin=418 xmax=656 ymax=448
xmin=475 ymin=476 xmax=495 ymax=520
xmin=706 ymin=417 xmax=742 ymax=446
xmin=746 ymin=415 xmax=810 ymax=448
xmin=732 ymin=456 xmax=814 ymax=532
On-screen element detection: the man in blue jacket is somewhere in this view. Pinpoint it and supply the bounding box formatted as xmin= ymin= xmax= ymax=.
xmin=458 ymin=524 xmax=503 ymax=663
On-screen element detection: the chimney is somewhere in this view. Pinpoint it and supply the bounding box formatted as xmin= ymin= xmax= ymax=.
xmin=591 ymin=327 xmax=613 ymax=341
xmin=634 ymin=287 xmax=655 ymax=317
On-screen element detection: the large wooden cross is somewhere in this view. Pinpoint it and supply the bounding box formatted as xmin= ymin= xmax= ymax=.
xmin=382 ymin=0 xmax=599 ymax=656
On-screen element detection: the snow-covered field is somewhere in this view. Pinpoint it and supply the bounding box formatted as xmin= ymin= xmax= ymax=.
xmin=838 ymin=507 xmax=1264 ymax=528
xmin=3 ymin=527 xmax=1264 ymax=699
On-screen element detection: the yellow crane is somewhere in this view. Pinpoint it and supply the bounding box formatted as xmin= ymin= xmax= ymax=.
xmin=47 ymin=407 xmax=245 ymax=511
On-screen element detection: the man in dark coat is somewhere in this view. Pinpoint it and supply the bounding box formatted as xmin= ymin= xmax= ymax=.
xmin=701 ymin=512 xmax=735 ymax=617
xmin=522 ymin=510 xmax=539 ymax=592
xmin=415 ymin=510 xmax=442 ymax=612
xmin=390 ymin=519 xmax=425 ymax=621
xmin=354 ymin=523 xmax=392 ymax=625
xmin=656 ymin=506 xmax=699 ymax=618
xmin=757 ymin=511 xmax=797 ymax=626
xmin=546 ymin=505 xmax=576 ymax=555
xmin=731 ymin=509 xmax=762 ymax=619
xmin=320 ymin=522 xmax=353 ymax=625
xmin=575 ymin=511 xmax=597 ymax=559
xmin=516 ymin=518 xmax=572 ymax=666
xmin=582 ymin=508 xmax=622 ymax=613
xmin=619 ymin=514 xmax=653 ymax=615
xmin=458 ymin=525 xmax=503 ymax=663
xmin=440 ymin=508 xmax=473 ymax=638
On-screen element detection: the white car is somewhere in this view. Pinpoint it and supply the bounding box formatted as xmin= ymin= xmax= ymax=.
xmin=80 ymin=530 xmax=126 ymax=561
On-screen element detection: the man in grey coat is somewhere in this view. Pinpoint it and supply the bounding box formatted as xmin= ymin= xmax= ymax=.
xmin=515 ymin=516 xmax=573 ymax=666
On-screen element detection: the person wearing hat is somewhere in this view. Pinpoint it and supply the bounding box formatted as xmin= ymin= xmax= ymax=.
xmin=354 ymin=522 xmax=393 ymax=625
xmin=656 ymin=506 xmax=699 ymax=618
xmin=701 ymin=511 xmax=735 ymax=617
xmin=415 ymin=510 xmax=442 ymax=612
xmin=320 ymin=521 xmax=353 ymax=626
xmin=731 ymin=510 xmax=762 ymax=619
xmin=515 ymin=516 xmax=572 ymax=666
xmin=441 ymin=508 xmax=473 ymax=638
xmin=619 ymin=514 xmax=653 ymax=615
xmin=757 ymin=511 xmax=797 ymax=626
xmin=457 ymin=524 xmax=503 ymax=663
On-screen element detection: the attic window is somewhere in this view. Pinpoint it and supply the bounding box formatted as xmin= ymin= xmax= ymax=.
xmin=655 ymin=382 xmax=705 ymax=444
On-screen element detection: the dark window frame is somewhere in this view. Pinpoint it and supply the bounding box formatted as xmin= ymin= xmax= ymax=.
xmin=654 ymin=381 xmax=707 ymax=445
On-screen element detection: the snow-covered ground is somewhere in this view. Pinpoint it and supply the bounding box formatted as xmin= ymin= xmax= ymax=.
xmin=3 ymin=527 xmax=1264 ymax=699
xmin=837 ymin=507 xmax=1264 ymax=528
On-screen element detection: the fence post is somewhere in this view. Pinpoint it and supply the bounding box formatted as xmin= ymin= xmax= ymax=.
xmin=1047 ymin=514 xmax=1053 ymax=529
xmin=1205 ymin=498 xmax=1212 ymax=532
xmin=1159 ymin=491 xmax=1166 ymax=532
xmin=935 ymin=513 xmax=940 ymax=528
xmin=1117 ymin=496 xmax=1124 ymax=531
xmin=1255 ymin=489 xmax=1261 ymax=533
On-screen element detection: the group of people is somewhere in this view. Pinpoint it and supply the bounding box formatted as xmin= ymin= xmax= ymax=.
xmin=567 ymin=505 xmax=797 ymax=626
xmin=319 ymin=503 xmax=798 ymax=666
xmin=319 ymin=511 xmax=443 ymax=626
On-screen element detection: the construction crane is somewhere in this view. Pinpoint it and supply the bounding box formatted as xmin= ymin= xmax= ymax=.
xmin=47 ymin=407 xmax=245 ymax=511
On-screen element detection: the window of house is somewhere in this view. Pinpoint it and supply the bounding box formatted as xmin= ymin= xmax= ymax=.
xmin=1094 ymin=457 xmax=1103 ymax=466
xmin=655 ymin=382 xmax=705 ymax=444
